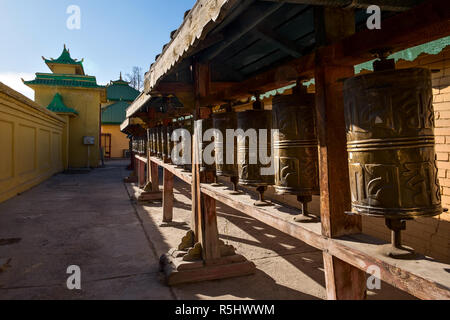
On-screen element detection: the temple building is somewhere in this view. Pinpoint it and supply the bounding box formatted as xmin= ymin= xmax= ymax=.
xmin=24 ymin=45 xmax=106 ymax=168
xmin=101 ymin=74 xmax=140 ymax=159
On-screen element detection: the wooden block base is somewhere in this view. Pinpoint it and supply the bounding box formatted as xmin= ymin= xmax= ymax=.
xmin=138 ymin=191 xmax=163 ymax=202
xmin=160 ymin=252 xmax=256 ymax=286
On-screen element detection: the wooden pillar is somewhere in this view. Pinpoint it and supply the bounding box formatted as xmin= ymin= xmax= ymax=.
xmin=159 ymin=61 xmax=255 ymax=285
xmin=314 ymin=7 xmax=366 ymax=300
xmin=163 ymin=169 xmax=174 ymax=223
xmin=150 ymin=161 xmax=160 ymax=192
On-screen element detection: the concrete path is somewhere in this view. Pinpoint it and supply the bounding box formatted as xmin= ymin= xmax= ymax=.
xmin=0 ymin=160 xmax=415 ymax=300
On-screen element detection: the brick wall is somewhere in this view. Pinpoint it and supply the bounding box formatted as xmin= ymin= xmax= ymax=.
xmin=362 ymin=47 xmax=450 ymax=263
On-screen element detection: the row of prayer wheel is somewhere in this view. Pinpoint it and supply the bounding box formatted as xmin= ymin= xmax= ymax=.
xmin=145 ymin=63 xmax=444 ymax=258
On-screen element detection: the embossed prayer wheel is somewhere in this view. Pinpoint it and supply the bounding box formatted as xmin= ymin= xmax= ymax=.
xmin=344 ymin=66 xmax=444 ymax=258
xmin=272 ymin=83 xmax=320 ymax=222
xmin=198 ymin=118 xmax=216 ymax=174
xmin=166 ymin=122 xmax=174 ymax=163
xmin=237 ymin=99 xmax=274 ymax=206
xmin=182 ymin=117 xmax=193 ymax=172
xmin=148 ymin=128 xmax=154 ymax=155
xmin=213 ymin=107 xmax=240 ymax=194
xmin=155 ymin=125 xmax=162 ymax=159
xmin=160 ymin=125 xmax=169 ymax=162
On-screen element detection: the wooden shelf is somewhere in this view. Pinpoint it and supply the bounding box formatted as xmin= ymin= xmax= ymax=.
xmin=149 ymin=156 xmax=450 ymax=300
xmin=150 ymin=156 xmax=192 ymax=184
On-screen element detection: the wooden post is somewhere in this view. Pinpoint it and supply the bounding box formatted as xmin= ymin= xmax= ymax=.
xmin=314 ymin=7 xmax=366 ymax=300
xmin=163 ymin=169 xmax=174 ymax=223
xmin=150 ymin=161 xmax=159 ymax=192
xmin=159 ymin=61 xmax=255 ymax=285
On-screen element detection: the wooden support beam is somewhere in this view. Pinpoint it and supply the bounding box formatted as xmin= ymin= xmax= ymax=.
xmin=314 ymin=7 xmax=366 ymax=300
xmin=260 ymin=0 xmax=421 ymax=12
xmin=201 ymin=2 xmax=284 ymax=62
xmin=255 ymin=26 xmax=304 ymax=58
xmin=163 ymin=169 xmax=174 ymax=223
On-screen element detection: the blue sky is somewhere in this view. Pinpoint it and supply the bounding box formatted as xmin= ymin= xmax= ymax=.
xmin=0 ymin=0 xmax=196 ymax=99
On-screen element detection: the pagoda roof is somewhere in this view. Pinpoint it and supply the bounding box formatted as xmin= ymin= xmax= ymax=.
xmin=43 ymin=45 xmax=85 ymax=75
xmin=24 ymin=73 xmax=105 ymax=89
xmin=101 ymin=100 xmax=130 ymax=125
xmin=106 ymin=73 xmax=140 ymax=102
xmin=46 ymin=93 xmax=78 ymax=116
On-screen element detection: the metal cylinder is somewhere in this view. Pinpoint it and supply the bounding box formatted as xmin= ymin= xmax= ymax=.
xmin=212 ymin=111 xmax=238 ymax=177
xmin=198 ymin=118 xmax=216 ymax=173
xmin=182 ymin=117 xmax=193 ymax=172
xmin=156 ymin=125 xmax=162 ymax=158
xmin=272 ymin=90 xmax=320 ymax=197
xmin=160 ymin=125 xmax=168 ymax=161
xmin=344 ymin=68 xmax=443 ymax=219
xmin=237 ymin=109 xmax=274 ymax=186
xmin=151 ymin=127 xmax=157 ymax=155
xmin=167 ymin=123 xmax=174 ymax=163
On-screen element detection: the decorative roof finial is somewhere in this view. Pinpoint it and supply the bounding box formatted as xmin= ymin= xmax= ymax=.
xmin=64 ymin=44 xmax=67 ymax=50
xmin=120 ymin=72 xmax=123 ymax=81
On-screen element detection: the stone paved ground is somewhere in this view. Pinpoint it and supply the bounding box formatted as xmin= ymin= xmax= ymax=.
xmin=0 ymin=160 xmax=415 ymax=300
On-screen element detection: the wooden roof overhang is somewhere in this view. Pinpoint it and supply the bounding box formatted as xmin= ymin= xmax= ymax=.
xmin=128 ymin=0 xmax=448 ymax=117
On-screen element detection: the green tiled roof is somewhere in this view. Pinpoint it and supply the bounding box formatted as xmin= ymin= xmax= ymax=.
xmin=46 ymin=93 xmax=78 ymax=115
xmin=102 ymin=101 xmax=130 ymax=124
xmin=24 ymin=73 xmax=104 ymax=89
xmin=44 ymin=45 xmax=84 ymax=67
xmin=106 ymin=75 xmax=140 ymax=102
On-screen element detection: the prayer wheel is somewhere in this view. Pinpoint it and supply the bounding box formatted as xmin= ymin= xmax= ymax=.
xmin=237 ymin=98 xmax=274 ymax=206
xmin=148 ymin=128 xmax=154 ymax=156
xmin=166 ymin=122 xmax=174 ymax=163
xmin=160 ymin=125 xmax=169 ymax=162
xmin=272 ymin=83 xmax=320 ymax=222
xmin=174 ymin=121 xmax=185 ymax=168
xmin=156 ymin=125 xmax=162 ymax=159
xmin=182 ymin=117 xmax=193 ymax=172
xmin=344 ymin=64 xmax=444 ymax=258
xmin=198 ymin=117 xmax=216 ymax=174
xmin=213 ymin=106 xmax=240 ymax=194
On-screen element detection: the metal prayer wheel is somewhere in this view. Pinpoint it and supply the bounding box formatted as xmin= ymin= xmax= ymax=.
xmin=148 ymin=128 xmax=153 ymax=155
xmin=174 ymin=121 xmax=185 ymax=168
xmin=344 ymin=65 xmax=444 ymax=258
xmin=272 ymin=84 xmax=320 ymax=222
xmin=166 ymin=123 xmax=174 ymax=163
xmin=182 ymin=117 xmax=193 ymax=172
xmin=198 ymin=118 xmax=216 ymax=174
xmin=160 ymin=125 xmax=169 ymax=162
xmin=156 ymin=125 xmax=162 ymax=158
xmin=150 ymin=127 xmax=158 ymax=156
xmin=213 ymin=108 xmax=240 ymax=194
xmin=237 ymin=99 xmax=274 ymax=206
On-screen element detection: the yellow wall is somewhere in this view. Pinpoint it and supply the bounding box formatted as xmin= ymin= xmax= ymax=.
xmin=0 ymin=82 xmax=66 ymax=203
xmin=33 ymin=86 xmax=103 ymax=168
xmin=51 ymin=65 xmax=77 ymax=75
xmin=101 ymin=124 xmax=130 ymax=158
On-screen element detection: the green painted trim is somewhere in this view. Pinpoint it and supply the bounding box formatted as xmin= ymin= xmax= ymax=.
xmin=355 ymin=36 xmax=450 ymax=74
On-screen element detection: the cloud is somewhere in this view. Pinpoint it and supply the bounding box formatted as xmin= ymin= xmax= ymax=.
xmin=0 ymin=72 xmax=35 ymax=100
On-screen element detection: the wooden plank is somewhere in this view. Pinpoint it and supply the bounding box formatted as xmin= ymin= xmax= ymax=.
xmin=163 ymin=169 xmax=174 ymax=223
xmin=201 ymin=183 xmax=325 ymax=250
xmin=150 ymin=157 xmax=192 ymax=184
xmin=200 ymin=181 xmax=450 ymax=300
